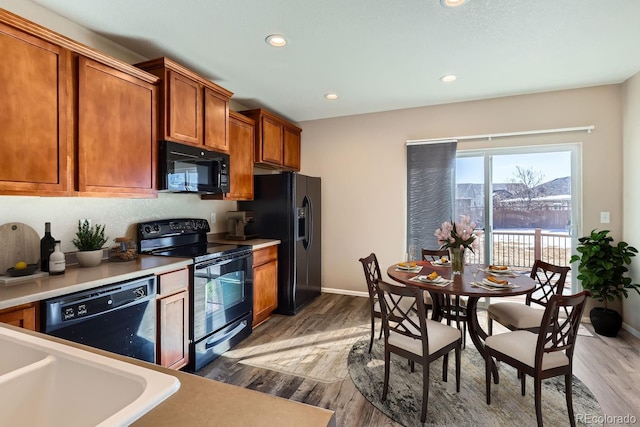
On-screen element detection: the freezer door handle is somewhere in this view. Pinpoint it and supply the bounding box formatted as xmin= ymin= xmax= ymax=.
xmin=302 ymin=195 xmax=313 ymax=250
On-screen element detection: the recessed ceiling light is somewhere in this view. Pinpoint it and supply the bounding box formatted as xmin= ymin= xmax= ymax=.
xmin=440 ymin=0 xmax=467 ymax=7
xmin=265 ymin=34 xmax=287 ymax=47
xmin=440 ymin=74 xmax=457 ymax=83
xmin=324 ymin=93 xmax=338 ymax=100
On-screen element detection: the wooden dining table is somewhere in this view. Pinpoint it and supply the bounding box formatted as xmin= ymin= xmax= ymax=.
xmin=387 ymin=260 xmax=536 ymax=383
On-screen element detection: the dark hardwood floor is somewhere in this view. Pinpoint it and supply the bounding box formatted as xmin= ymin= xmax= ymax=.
xmin=195 ymin=293 xmax=640 ymax=427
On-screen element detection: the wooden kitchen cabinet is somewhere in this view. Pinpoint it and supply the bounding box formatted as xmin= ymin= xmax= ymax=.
xmin=135 ymin=57 xmax=233 ymax=153
xmin=283 ymin=124 xmax=302 ymax=170
xmin=252 ymin=245 xmax=278 ymax=328
xmin=202 ymin=111 xmax=255 ymax=201
xmin=0 ymin=9 xmax=159 ymax=198
xmin=0 ymin=302 xmax=38 ymax=331
xmin=0 ymin=18 xmax=71 ymax=195
xmin=156 ymin=267 xmax=190 ymax=370
xmin=240 ymin=109 xmax=302 ymax=171
xmin=77 ymin=56 xmax=157 ymax=197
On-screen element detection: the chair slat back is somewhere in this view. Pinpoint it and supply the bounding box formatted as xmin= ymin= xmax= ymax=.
xmin=422 ymin=248 xmax=449 ymax=262
xmin=376 ymin=280 xmax=427 ymax=349
xmin=359 ymin=253 xmax=382 ymax=302
xmin=528 ymin=260 xmax=571 ymax=307
xmin=535 ymin=291 xmax=589 ymax=366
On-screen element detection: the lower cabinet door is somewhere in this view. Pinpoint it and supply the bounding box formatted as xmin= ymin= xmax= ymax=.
xmin=0 ymin=303 xmax=37 ymax=331
xmin=253 ymin=256 xmax=278 ymax=328
xmin=157 ymin=290 xmax=189 ymax=369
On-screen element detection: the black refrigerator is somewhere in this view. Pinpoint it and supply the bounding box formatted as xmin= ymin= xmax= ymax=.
xmin=239 ymin=172 xmax=321 ymax=314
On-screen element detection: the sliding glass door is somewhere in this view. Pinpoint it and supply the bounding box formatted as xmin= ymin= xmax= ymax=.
xmin=456 ymin=144 xmax=582 ymax=293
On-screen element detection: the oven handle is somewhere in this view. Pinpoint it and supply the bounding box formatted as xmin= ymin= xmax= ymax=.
xmin=195 ymin=251 xmax=252 ymax=270
xmin=204 ymin=319 xmax=249 ymax=349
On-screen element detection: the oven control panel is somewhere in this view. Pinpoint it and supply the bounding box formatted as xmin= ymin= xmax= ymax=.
xmin=138 ymin=218 xmax=211 ymax=239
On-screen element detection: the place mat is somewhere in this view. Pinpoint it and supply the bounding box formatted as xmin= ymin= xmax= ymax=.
xmin=472 ymin=281 xmax=519 ymax=291
xmin=409 ymin=275 xmax=452 ymax=287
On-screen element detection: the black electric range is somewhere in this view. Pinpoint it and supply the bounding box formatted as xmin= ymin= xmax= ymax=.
xmin=137 ymin=218 xmax=251 ymax=264
xmin=138 ymin=218 xmax=254 ymax=371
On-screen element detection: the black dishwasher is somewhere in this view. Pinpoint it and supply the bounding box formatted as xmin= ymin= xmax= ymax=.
xmin=42 ymin=275 xmax=157 ymax=363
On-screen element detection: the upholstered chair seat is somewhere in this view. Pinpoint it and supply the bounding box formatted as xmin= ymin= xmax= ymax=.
xmin=487 ymin=302 xmax=544 ymax=331
xmin=488 ymin=260 xmax=570 ymax=335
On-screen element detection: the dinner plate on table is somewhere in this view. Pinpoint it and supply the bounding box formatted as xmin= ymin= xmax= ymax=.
xmin=487 ymin=265 xmax=514 ymax=275
xmin=481 ymin=278 xmax=513 ymax=288
xmin=396 ymin=263 xmax=418 ymax=271
xmin=415 ymin=275 xmax=451 ymax=286
xmin=431 ymin=260 xmax=451 ymax=267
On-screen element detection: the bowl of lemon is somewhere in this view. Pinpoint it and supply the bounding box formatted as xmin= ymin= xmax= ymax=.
xmin=6 ymin=261 xmax=38 ymax=277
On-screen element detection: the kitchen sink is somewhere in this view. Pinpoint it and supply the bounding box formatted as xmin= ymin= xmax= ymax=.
xmin=0 ymin=326 xmax=180 ymax=427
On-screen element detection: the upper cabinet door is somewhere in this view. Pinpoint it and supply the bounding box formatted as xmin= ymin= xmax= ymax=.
xmin=0 ymin=22 xmax=70 ymax=195
xmin=77 ymin=57 xmax=157 ymax=197
xmin=167 ymin=70 xmax=202 ymax=145
xmin=283 ymin=126 xmax=301 ymax=171
xmin=204 ymin=87 xmax=230 ymax=153
xmin=262 ymin=115 xmax=284 ymax=166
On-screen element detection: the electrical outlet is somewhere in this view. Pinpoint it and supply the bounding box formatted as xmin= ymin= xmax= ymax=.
xmin=210 ymin=213 xmax=216 ymax=224
xmin=600 ymin=211 xmax=610 ymax=224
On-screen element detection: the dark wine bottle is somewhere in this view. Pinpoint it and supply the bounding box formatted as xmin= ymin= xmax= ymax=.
xmin=40 ymin=222 xmax=56 ymax=272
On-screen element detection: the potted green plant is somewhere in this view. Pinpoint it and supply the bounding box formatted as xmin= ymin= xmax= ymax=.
xmin=570 ymin=229 xmax=640 ymax=337
xmin=72 ymin=220 xmax=108 ymax=267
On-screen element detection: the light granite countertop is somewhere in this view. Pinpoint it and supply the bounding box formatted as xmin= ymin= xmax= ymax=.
xmin=208 ymin=234 xmax=281 ymax=250
xmin=0 ymin=255 xmax=192 ymax=310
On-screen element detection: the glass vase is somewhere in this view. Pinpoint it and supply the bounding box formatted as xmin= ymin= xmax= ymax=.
xmin=449 ymin=247 xmax=465 ymax=275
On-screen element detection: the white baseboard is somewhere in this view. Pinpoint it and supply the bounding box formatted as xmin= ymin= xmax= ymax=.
xmin=622 ymin=322 xmax=640 ymax=339
xmin=321 ymin=287 xmax=368 ymax=298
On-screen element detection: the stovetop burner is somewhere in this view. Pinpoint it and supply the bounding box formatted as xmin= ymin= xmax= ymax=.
xmin=137 ymin=218 xmax=251 ymax=264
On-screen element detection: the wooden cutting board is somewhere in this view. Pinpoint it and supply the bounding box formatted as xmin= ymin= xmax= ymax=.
xmin=0 ymin=222 xmax=41 ymax=274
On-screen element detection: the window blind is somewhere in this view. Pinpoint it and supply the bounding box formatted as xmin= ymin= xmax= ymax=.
xmin=406 ymin=141 xmax=457 ymax=252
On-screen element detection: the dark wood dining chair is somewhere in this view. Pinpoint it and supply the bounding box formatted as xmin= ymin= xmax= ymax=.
xmin=422 ymin=248 xmax=468 ymax=348
xmin=487 ymin=260 xmax=570 ymax=334
xmin=485 ymin=291 xmax=589 ymax=427
xmin=358 ymin=253 xmax=384 ymax=353
xmin=376 ymin=279 xmax=461 ymax=423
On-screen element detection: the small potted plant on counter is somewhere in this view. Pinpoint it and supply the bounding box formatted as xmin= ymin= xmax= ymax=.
xmin=72 ymin=220 xmax=108 ymax=268
xmin=570 ymin=229 xmax=640 ymax=337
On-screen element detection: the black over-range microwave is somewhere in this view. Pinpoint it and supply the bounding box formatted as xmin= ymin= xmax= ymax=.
xmin=158 ymin=140 xmax=230 ymax=194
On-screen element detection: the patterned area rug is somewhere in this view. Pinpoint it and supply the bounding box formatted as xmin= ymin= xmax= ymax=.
xmin=348 ymin=338 xmax=603 ymax=426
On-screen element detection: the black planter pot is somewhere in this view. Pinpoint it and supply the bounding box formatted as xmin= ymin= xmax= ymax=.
xmin=589 ymin=307 xmax=622 ymax=337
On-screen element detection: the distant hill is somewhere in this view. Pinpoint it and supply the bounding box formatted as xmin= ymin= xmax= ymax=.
xmin=457 ymin=177 xmax=570 ymax=199
xmin=535 ymin=176 xmax=570 ymax=196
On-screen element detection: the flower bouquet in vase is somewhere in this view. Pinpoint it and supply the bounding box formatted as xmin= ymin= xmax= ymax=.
xmin=434 ymin=215 xmax=479 ymax=275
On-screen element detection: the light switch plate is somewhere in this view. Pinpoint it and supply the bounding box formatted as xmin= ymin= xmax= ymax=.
xmin=210 ymin=213 xmax=216 ymax=224
xmin=600 ymin=211 xmax=610 ymax=224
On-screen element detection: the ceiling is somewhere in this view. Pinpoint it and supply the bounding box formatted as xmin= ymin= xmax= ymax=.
xmin=30 ymin=0 xmax=640 ymax=123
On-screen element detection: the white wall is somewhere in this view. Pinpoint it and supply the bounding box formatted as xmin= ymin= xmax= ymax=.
xmin=622 ymin=71 xmax=640 ymax=336
xmin=300 ymin=85 xmax=624 ymax=300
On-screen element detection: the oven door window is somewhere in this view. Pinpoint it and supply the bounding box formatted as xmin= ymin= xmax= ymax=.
xmin=194 ymin=256 xmax=251 ymax=339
